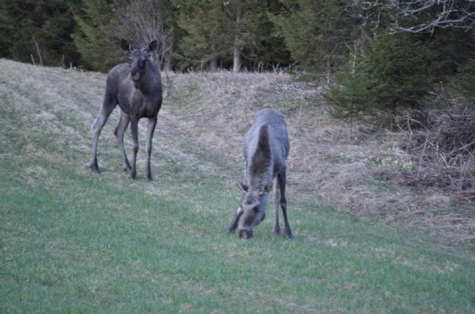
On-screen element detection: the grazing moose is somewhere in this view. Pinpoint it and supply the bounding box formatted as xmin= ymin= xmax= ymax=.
xmin=90 ymin=39 xmax=162 ymax=180
xmin=228 ymin=108 xmax=293 ymax=239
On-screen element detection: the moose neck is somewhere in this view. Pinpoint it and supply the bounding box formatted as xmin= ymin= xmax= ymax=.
xmin=248 ymin=125 xmax=273 ymax=188
xmin=134 ymin=61 xmax=159 ymax=96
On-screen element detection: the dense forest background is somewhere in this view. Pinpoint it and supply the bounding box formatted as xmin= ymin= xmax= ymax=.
xmin=1 ymin=1 xmax=473 ymax=75
xmin=1 ymin=0 xmax=475 ymax=132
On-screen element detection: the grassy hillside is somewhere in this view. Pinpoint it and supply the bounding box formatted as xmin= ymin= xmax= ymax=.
xmin=0 ymin=59 xmax=474 ymax=313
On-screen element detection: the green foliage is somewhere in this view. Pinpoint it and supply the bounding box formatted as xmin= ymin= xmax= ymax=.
xmin=172 ymin=0 xmax=233 ymax=69
xmin=325 ymin=34 xmax=443 ymax=127
xmin=172 ymin=0 xmax=289 ymax=71
xmin=0 ymin=0 xmax=80 ymax=66
xmin=451 ymin=58 xmax=475 ymax=100
xmin=239 ymin=0 xmax=291 ymax=70
xmin=365 ymin=34 xmax=442 ymax=109
xmin=72 ymin=0 xmax=120 ymax=72
xmin=324 ymin=41 xmax=381 ymax=119
xmin=272 ymin=0 xmax=357 ymax=73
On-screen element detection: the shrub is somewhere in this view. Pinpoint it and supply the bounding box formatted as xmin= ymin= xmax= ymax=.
xmin=325 ymin=33 xmax=444 ymax=129
xmin=451 ymin=58 xmax=475 ymax=100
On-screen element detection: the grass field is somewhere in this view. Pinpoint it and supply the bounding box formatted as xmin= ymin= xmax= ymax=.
xmin=1 ymin=59 xmax=474 ymax=313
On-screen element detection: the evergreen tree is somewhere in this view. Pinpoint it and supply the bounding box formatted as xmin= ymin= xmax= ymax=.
xmin=172 ymin=0 xmax=288 ymax=72
xmin=324 ymin=41 xmax=380 ymax=119
xmin=240 ymin=0 xmax=290 ymax=71
xmin=172 ymin=0 xmax=233 ymax=71
xmin=451 ymin=58 xmax=475 ymax=100
xmin=155 ymin=0 xmax=182 ymax=71
xmin=72 ymin=0 xmax=119 ymax=72
xmin=272 ymin=0 xmax=357 ymax=75
xmin=325 ymin=33 xmax=444 ymax=129
xmin=0 ymin=0 xmax=80 ymax=66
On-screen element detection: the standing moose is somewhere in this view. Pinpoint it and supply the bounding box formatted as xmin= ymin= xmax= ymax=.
xmin=90 ymin=39 xmax=162 ymax=180
xmin=228 ymin=108 xmax=293 ymax=239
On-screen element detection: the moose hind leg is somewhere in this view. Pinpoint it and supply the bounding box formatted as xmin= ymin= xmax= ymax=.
xmin=114 ymin=112 xmax=131 ymax=172
xmin=278 ymin=171 xmax=293 ymax=238
xmin=273 ymin=178 xmax=281 ymax=235
xmin=90 ymin=97 xmax=116 ymax=172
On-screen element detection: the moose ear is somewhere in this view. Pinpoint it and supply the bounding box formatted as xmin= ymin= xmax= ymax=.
xmin=148 ymin=40 xmax=158 ymax=52
xmin=120 ymin=39 xmax=132 ymax=52
xmin=239 ymin=182 xmax=249 ymax=192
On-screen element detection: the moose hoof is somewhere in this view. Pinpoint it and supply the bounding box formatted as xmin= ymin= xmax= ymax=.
xmin=123 ymin=165 xmax=132 ymax=173
xmin=90 ymin=164 xmax=100 ymax=173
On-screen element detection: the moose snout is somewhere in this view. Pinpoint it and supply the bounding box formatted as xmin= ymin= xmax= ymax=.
xmin=130 ymin=72 xmax=140 ymax=81
xmin=238 ymin=228 xmax=253 ymax=239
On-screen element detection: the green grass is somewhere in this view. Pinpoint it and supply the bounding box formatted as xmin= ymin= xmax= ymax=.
xmin=1 ymin=59 xmax=474 ymax=313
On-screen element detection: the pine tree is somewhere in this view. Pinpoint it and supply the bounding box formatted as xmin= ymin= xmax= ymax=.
xmin=324 ymin=41 xmax=380 ymax=119
xmin=172 ymin=0 xmax=289 ymax=72
xmin=172 ymin=0 xmax=233 ymax=71
xmin=451 ymin=58 xmax=475 ymax=100
xmin=272 ymin=0 xmax=357 ymax=75
xmin=325 ymin=33 xmax=444 ymax=129
xmin=367 ymin=34 xmax=443 ymax=115
xmin=72 ymin=0 xmax=119 ymax=72
xmin=240 ymin=0 xmax=290 ymax=70
xmin=0 ymin=0 xmax=80 ymax=66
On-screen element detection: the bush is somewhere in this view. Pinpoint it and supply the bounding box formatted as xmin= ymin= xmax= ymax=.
xmin=325 ymin=34 xmax=444 ymax=129
xmin=451 ymin=58 xmax=475 ymax=100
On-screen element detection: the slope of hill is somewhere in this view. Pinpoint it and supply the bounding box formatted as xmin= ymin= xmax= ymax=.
xmin=164 ymin=69 xmax=475 ymax=247
xmin=0 ymin=59 xmax=473 ymax=245
xmin=1 ymin=59 xmax=474 ymax=312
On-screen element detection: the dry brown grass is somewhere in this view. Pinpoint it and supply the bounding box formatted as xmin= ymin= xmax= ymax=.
xmin=3 ymin=60 xmax=475 ymax=313
xmin=1 ymin=57 xmax=472 ymax=245
xmin=161 ymin=70 xmax=474 ymax=245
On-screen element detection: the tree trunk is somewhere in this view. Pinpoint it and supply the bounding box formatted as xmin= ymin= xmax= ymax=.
xmin=233 ymin=4 xmax=241 ymax=73
xmin=233 ymin=47 xmax=241 ymax=73
xmin=210 ymin=57 xmax=218 ymax=72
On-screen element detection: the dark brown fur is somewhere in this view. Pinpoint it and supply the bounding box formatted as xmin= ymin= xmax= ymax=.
xmin=90 ymin=40 xmax=162 ymax=180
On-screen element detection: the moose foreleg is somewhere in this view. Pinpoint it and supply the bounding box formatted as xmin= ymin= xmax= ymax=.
xmin=129 ymin=119 xmax=139 ymax=180
xmin=228 ymin=207 xmax=244 ymax=233
xmin=145 ymin=117 xmax=157 ymax=181
xmin=278 ymin=171 xmax=293 ymax=238
xmin=114 ymin=112 xmax=131 ymax=173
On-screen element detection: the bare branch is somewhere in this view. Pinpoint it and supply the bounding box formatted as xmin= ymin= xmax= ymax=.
xmin=352 ymin=0 xmax=475 ymax=33
xmin=32 ymin=36 xmax=43 ymax=66
xmin=108 ymin=0 xmax=173 ymax=69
